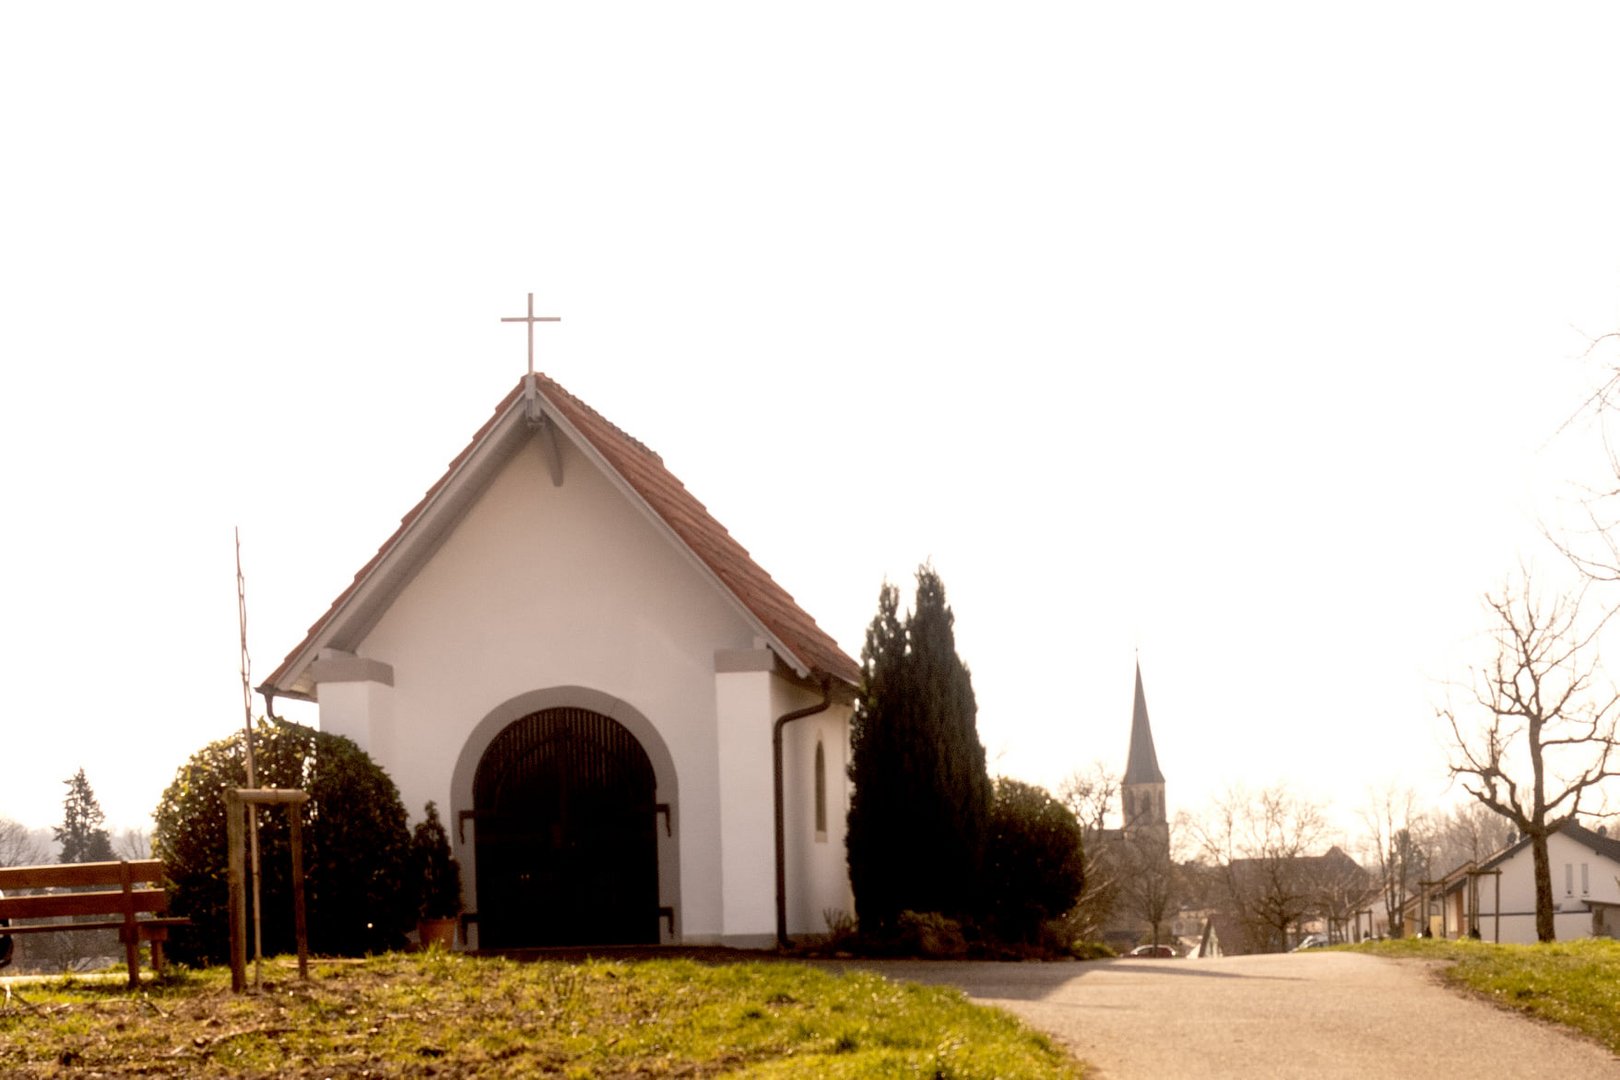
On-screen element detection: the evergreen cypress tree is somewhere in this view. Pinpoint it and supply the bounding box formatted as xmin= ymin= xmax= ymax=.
xmin=846 ymin=581 xmax=906 ymax=930
xmin=55 ymin=768 xmax=115 ymax=864
xmin=902 ymin=566 xmax=990 ymax=918
xmin=845 ymin=566 xmax=991 ymax=932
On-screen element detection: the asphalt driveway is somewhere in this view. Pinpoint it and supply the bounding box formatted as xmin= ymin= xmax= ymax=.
xmin=846 ymin=952 xmax=1620 ymax=1079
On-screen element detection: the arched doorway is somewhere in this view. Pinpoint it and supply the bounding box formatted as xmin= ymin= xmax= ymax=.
xmin=472 ymin=707 xmax=660 ymax=947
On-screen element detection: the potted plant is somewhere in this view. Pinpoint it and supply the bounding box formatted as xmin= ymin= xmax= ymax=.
xmin=412 ymin=801 xmax=462 ymax=949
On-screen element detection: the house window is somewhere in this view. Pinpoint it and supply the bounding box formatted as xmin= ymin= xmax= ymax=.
xmin=1565 ymin=863 xmax=1574 ymax=896
xmin=813 ymin=741 xmax=827 ymax=841
xmin=1583 ymin=863 xmax=1590 ymax=896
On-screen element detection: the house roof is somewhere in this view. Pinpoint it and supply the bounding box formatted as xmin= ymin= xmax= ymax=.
xmin=1429 ymin=820 xmax=1620 ymax=898
xmin=1476 ymin=820 xmax=1620 ymax=875
xmin=261 ymin=372 xmax=861 ymax=702
xmin=1123 ymin=661 xmax=1164 ymax=786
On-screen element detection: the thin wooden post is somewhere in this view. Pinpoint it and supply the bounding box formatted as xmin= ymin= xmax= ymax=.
xmin=117 ymin=858 xmax=140 ymax=987
xmin=1493 ymin=870 xmax=1502 ymax=943
xmin=226 ymin=790 xmax=247 ymax=993
xmin=288 ymin=806 xmax=308 ymax=980
xmin=226 ymin=788 xmax=311 ymax=993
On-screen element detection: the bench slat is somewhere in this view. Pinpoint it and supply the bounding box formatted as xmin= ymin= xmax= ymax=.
xmin=0 ymin=918 xmax=183 ymax=936
xmin=0 ymin=860 xmax=165 ymax=891
xmin=0 ymin=888 xmax=169 ymax=921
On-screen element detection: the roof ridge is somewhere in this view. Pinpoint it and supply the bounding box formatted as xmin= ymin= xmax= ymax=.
xmin=536 ymin=372 xmax=662 ymax=463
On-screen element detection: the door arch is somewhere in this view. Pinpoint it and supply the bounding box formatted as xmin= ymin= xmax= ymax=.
xmin=472 ymin=707 xmax=660 ymax=947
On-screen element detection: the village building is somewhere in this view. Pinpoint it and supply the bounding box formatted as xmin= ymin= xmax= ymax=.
xmin=1100 ymin=664 xmax=1376 ymax=955
xmin=260 ymin=366 xmax=861 ymax=950
xmin=1412 ymin=820 xmax=1620 ymax=944
xmin=1096 ymin=663 xmax=1179 ymax=953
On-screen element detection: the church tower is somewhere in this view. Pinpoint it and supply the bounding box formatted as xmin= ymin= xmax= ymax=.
xmin=1122 ymin=661 xmax=1168 ymax=853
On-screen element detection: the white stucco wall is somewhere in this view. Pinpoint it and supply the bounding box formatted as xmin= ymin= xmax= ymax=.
xmin=714 ymin=663 xmax=776 ymax=944
xmin=777 ymin=678 xmax=854 ymax=936
xmin=309 ymin=428 xmax=847 ymax=945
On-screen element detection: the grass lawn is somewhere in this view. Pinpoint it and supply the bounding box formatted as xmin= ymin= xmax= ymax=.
xmin=0 ymin=952 xmax=1083 ymax=1078
xmin=1355 ymin=937 xmax=1620 ymax=1052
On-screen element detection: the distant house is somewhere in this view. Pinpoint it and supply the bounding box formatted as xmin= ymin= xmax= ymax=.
xmin=259 ymin=371 xmax=861 ymax=949
xmin=1418 ymin=821 xmax=1620 ymax=944
xmin=1208 ymin=845 xmax=1374 ymax=955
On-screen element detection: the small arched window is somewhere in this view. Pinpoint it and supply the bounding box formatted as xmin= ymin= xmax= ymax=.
xmin=814 ymin=741 xmax=827 ymax=839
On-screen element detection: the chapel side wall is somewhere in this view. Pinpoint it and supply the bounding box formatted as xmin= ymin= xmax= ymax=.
xmin=341 ymin=432 xmax=767 ymax=942
xmin=777 ymin=677 xmax=855 ymax=937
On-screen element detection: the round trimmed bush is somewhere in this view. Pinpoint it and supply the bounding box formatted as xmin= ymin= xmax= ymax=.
xmin=981 ymin=777 xmax=1086 ymax=943
xmin=153 ymin=718 xmax=414 ymax=964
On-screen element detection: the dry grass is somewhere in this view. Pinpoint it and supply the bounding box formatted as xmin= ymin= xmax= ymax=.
xmin=0 ymin=951 xmax=1083 ymax=1078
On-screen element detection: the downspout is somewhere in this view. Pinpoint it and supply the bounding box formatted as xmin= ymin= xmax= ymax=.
xmin=774 ymin=676 xmax=832 ymax=949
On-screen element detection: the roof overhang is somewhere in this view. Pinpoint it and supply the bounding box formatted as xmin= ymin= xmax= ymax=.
xmin=261 ymin=377 xmax=858 ymax=703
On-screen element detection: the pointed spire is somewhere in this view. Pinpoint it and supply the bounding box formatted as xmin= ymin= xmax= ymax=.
xmin=1123 ymin=660 xmax=1164 ymax=785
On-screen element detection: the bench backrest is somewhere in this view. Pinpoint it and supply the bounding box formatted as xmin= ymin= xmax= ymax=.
xmin=0 ymin=859 xmax=169 ymax=922
xmin=0 ymin=859 xmax=164 ymax=892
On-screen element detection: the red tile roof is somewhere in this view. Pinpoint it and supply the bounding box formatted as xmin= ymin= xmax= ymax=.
xmin=261 ymin=373 xmax=860 ymax=700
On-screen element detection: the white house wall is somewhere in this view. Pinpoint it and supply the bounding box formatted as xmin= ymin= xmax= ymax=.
xmin=318 ymin=428 xmax=802 ymax=944
xmin=1471 ymin=830 xmax=1620 ymax=944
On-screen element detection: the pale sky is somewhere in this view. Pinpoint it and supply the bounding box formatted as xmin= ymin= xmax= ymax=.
xmin=4 ymin=4 xmax=1620 ymax=845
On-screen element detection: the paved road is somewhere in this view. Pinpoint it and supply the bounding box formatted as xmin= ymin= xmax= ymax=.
xmin=850 ymin=953 xmax=1620 ymax=1079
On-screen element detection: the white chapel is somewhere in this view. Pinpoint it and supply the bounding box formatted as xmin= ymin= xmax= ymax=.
xmin=260 ymin=367 xmax=860 ymax=949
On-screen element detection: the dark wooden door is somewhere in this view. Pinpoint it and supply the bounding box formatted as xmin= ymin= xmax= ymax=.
xmin=473 ymin=708 xmax=659 ymax=948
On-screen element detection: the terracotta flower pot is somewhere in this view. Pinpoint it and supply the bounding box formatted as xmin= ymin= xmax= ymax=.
xmin=418 ymin=917 xmax=458 ymax=950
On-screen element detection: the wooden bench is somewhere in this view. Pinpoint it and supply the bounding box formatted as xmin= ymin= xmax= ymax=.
xmin=0 ymin=859 xmax=188 ymax=986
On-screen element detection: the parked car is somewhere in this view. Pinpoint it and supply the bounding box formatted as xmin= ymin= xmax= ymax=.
xmin=1128 ymin=944 xmax=1177 ymax=958
xmin=1291 ymin=934 xmax=1330 ymax=951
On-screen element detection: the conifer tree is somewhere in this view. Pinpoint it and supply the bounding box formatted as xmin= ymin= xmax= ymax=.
xmin=55 ymin=768 xmax=115 ymax=864
xmin=846 ymin=581 xmax=907 ymax=929
xmin=845 ymin=566 xmax=991 ymax=931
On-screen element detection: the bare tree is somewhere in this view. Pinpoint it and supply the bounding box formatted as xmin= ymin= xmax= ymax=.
xmin=1192 ymin=785 xmax=1329 ymax=953
xmin=1443 ymin=575 xmax=1620 ymax=942
xmin=1359 ymin=786 xmax=1427 ymax=939
xmin=1116 ymin=829 xmax=1178 ymax=946
xmin=1057 ymin=763 xmax=1121 ymax=941
xmin=1547 ymin=331 xmax=1620 ymax=584
xmin=1303 ymin=846 xmax=1375 ymax=943
xmin=0 ymin=817 xmax=49 ymax=867
xmin=114 ymin=828 xmax=150 ymax=861
xmin=1425 ymin=800 xmax=1517 ymax=875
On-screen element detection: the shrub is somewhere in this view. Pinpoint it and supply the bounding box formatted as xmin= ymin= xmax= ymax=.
xmin=152 ymin=717 xmax=414 ymax=964
xmin=1068 ymin=940 xmax=1118 ymax=961
xmin=980 ymin=777 xmax=1086 ymax=943
xmin=412 ymin=802 xmax=462 ymax=920
xmin=895 ymin=910 xmax=969 ymax=957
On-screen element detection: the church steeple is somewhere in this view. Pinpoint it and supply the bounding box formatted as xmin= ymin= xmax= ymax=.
xmin=1122 ymin=661 xmax=1167 ymax=841
xmin=1124 ymin=661 xmax=1163 ymax=787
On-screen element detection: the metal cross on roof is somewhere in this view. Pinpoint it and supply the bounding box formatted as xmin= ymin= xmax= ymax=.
xmin=501 ymin=292 xmax=561 ymax=379
xmin=501 ymin=293 xmax=561 ymax=424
